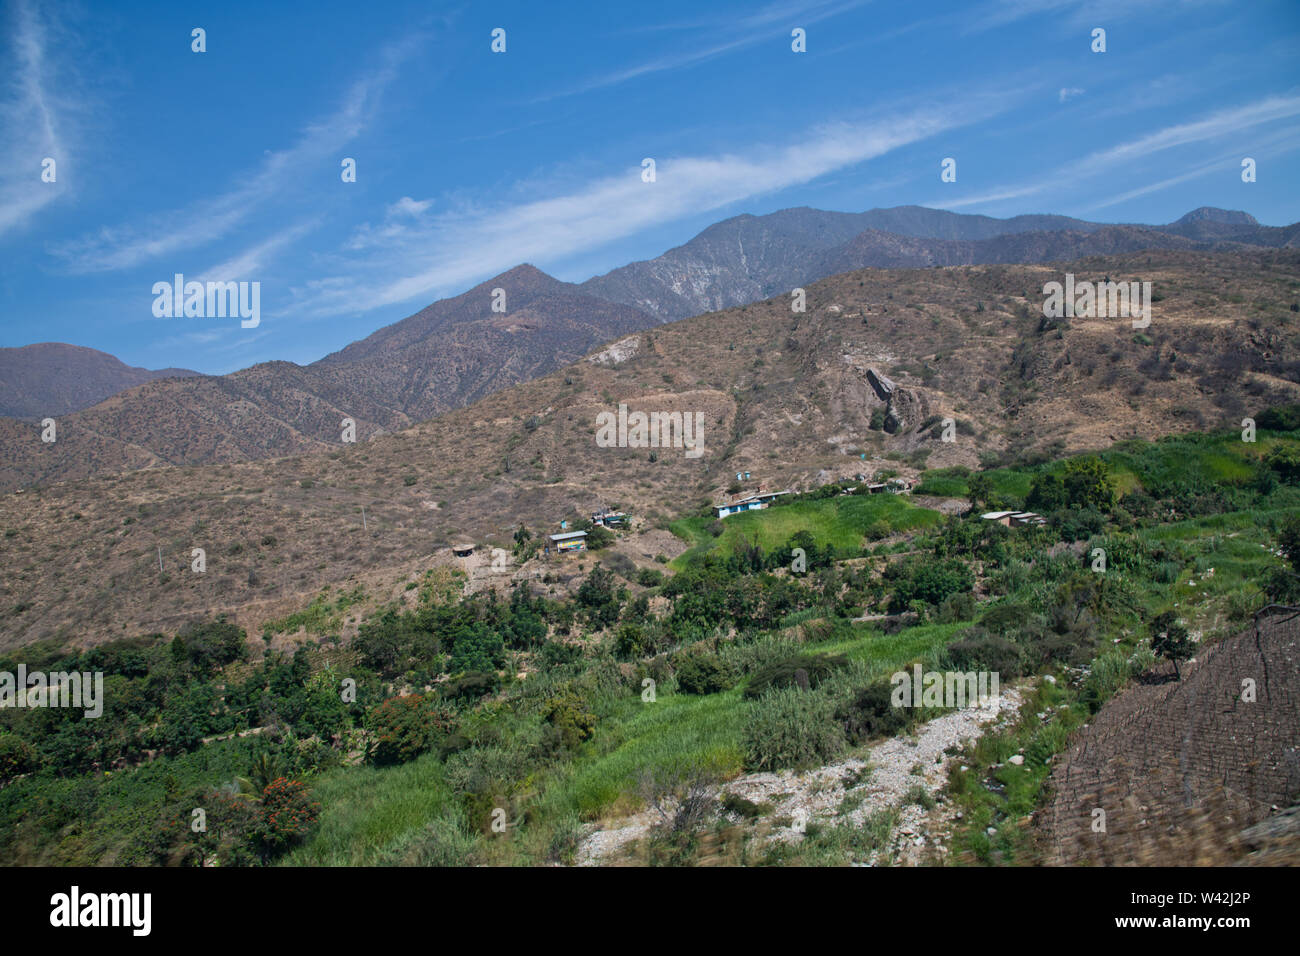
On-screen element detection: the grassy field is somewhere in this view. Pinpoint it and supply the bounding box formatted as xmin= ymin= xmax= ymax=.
xmin=669 ymin=493 xmax=944 ymax=567
xmin=915 ymin=428 xmax=1290 ymax=504
xmin=282 ymin=755 xmax=455 ymax=865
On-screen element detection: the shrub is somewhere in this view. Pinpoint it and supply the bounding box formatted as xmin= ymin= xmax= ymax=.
xmin=257 ymin=778 xmax=321 ymax=850
xmin=1150 ymin=611 xmax=1192 ymax=679
xmin=544 ymin=689 xmax=597 ymax=749
xmin=637 ymin=567 xmax=665 ymax=588
xmin=938 ymin=591 xmax=977 ymax=623
xmin=888 ymin=558 xmax=973 ymax=610
xmin=836 ymin=681 xmax=910 ymax=743
xmin=1257 ymin=403 xmax=1300 ymax=432
xmin=743 ymin=652 xmax=847 ymax=699
xmin=442 ymin=670 xmax=500 ymax=701
xmin=0 ymin=734 xmax=36 ymax=780
xmin=365 ymin=694 xmax=456 ymax=765
xmin=744 ymin=688 xmax=845 ymax=771
xmin=979 ymin=603 xmax=1033 ymax=635
xmin=601 ymin=551 xmax=637 ymax=581
xmin=673 ymin=652 xmax=732 ymax=695
xmin=1050 ymin=507 xmax=1106 ymax=541
xmin=719 ymin=793 xmax=765 ymax=820
xmin=448 ymin=624 xmax=504 ymax=674
xmin=1265 ymin=444 xmax=1300 ymax=484
xmin=943 ymin=629 xmax=1025 ymax=678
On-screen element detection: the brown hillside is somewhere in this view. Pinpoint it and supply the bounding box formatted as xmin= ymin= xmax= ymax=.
xmin=1 ymin=248 xmax=1298 ymax=644
xmin=1039 ymin=610 xmax=1300 ymax=866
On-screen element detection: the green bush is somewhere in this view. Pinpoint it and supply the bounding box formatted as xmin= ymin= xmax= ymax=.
xmin=365 ymin=695 xmax=455 ymax=765
xmin=0 ymin=734 xmax=36 ymax=780
xmin=1257 ymin=403 xmax=1300 ymax=432
xmin=938 ymin=591 xmax=977 ymax=623
xmin=887 ymin=558 xmax=973 ymax=610
xmin=743 ymin=652 xmax=847 ymax=699
xmin=744 ymin=688 xmax=845 ymax=771
xmin=636 ymin=567 xmax=665 ymax=588
xmin=836 ymin=681 xmax=910 ymax=744
xmin=944 ymin=628 xmax=1025 ymax=678
xmin=673 ymin=652 xmax=732 ymax=695
xmin=544 ymin=689 xmax=598 ymax=749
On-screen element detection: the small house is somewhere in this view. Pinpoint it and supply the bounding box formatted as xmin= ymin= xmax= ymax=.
xmin=1010 ymin=511 xmax=1047 ymax=527
xmin=980 ymin=510 xmax=1046 ymax=528
xmin=980 ymin=511 xmax=1016 ymax=527
xmin=591 ymin=509 xmax=628 ymax=528
xmin=451 ymin=542 xmax=476 ymax=558
xmin=549 ymin=530 xmax=588 ymax=553
xmin=716 ymin=490 xmax=790 ymax=519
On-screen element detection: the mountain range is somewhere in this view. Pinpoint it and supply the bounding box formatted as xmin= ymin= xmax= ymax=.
xmin=1 ymin=205 xmax=1296 ymax=494
xmin=2 ymin=244 xmax=1298 ymax=642
xmin=0 ymin=343 xmax=197 ymax=420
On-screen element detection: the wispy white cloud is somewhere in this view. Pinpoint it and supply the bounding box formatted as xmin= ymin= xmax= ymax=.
xmin=1058 ymin=87 xmax=1085 ymax=102
xmin=288 ymin=89 xmax=1013 ymax=317
xmin=49 ymin=36 xmax=422 ymax=273
xmin=345 ymin=198 xmax=436 ymax=251
xmin=0 ymin=0 xmax=75 ymax=237
xmin=968 ymin=0 xmax=1222 ymax=32
xmin=196 ymin=218 xmax=324 ymax=282
xmin=1080 ymin=124 xmax=1300 ymax=212
xmin=939 ymin=94 xmax=1300 ymax=210
xmin=535 ymin=0 xmax=872 ymax=101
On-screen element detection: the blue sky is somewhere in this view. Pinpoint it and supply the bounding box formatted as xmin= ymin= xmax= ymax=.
xmin=2 ymin=0 xmax=1298 ymax=375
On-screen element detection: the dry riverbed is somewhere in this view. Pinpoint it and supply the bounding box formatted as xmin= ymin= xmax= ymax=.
xmin=576 ymin=683 xmax=1027 ymax=866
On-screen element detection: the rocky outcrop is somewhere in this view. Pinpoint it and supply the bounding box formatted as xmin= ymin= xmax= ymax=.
xmin=866 ymin=367 xmax=896 ymax=403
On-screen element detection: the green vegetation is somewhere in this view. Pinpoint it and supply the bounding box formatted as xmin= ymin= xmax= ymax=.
xmin=669 ymin=488 xmax=941 ymax=567
xmin=2 ymin=408 xmax=1297 ymax=867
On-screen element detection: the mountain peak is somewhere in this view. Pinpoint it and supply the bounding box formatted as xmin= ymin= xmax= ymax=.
xmin=1174 ymin=207 xmax=1258 ymax=226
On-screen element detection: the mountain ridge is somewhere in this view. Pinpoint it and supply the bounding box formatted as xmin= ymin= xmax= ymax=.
xmin=2 ymin=206 xmax=1293 ymax=493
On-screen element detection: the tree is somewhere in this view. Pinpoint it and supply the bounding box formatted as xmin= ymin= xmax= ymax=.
xmin=585 ymin=524 xmax=615 ymax=550
xmin=256 ymin=778 xmax=321 ymax=851
xmin=1027 ymin=457 xmax=1115 ymax=515
xmin=967 ymin=472 xmax=994 ymax=510
xmin=447 ymin=622 xmax=503 ymax=674
xmin=1150 ymin=611 xmax=1192 ymax=680
xmin=1264 ymin=514 xmax=1300 ymax=603
xmin=576 ymin=565 xmax=624 ymax=628
xmin=1279 ymin=514 xmax=1300 ymax=575
xmin=365 ymin=694 xmax=455 ymax=765
xmin=1265 ymin=444 xmax=1300 ymax=484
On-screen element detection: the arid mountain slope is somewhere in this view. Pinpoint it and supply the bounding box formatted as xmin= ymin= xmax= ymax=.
xmin=1 ymin=248 xmax=1297 ymax=645
xmin=3 ymin=207 xmax=1294 ymax=495
xmin=1041 ymin=611 xmax=1300 ymax=865
xmin=0 ymin=266 xmax=656 ymax=492
xmin=0 ymin=343 xmax=198 ymax=420
xmin=580 ymin=205 xmax=1293 ymax=321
